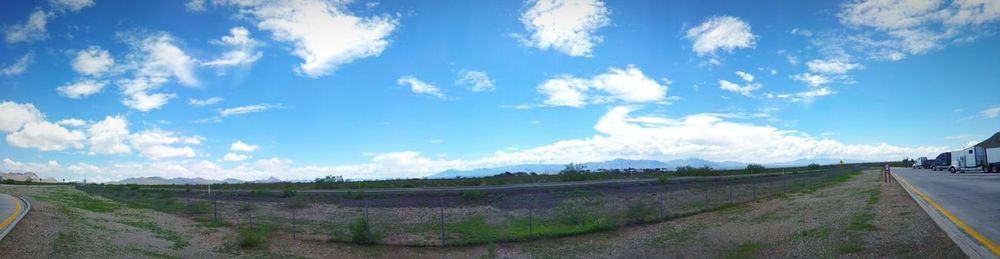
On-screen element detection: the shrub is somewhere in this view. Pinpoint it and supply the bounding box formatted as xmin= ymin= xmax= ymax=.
xmin=625 ymin=200 xmax=655 ymax=223
xmin=559 ymin=163 xmax=589 ymax=182
xmin=281 ymin=188 xmax=297 ymax=198
xmin=249 ymin=188 xmax=267 ymax=197
xmin=807 ymin=163 xmax=822 ymax=170
xmin=746 ymin=164 xmax=766 ymax=174
xmin=349 ymin=217 xmax=379 ymax=244
xmin=237 ymin=228 xmax=268 ymax=248
xmin=459 ymin=190 xmax=487 ymax=201
xmin=658 ymin=174 xmax=669 ymax=184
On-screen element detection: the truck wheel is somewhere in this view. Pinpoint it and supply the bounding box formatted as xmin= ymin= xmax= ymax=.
xmin=950 ymin=167 xmax=957 ymax=173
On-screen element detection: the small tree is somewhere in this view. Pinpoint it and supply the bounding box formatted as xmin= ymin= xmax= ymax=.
xmin=283 ymin=197 xmax=309 ymax=239
xmin=559 ymin=163 xmax=589 ymax=182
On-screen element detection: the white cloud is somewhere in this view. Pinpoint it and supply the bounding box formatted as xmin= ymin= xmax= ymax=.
xmin=0 ymin=101 xmax=44 ymax=132
xmin=2 ymin=53 xmax=34 ymax=76
xmin=537 ymin=65 xmax=670 ymax=107
xmin=791 ymin=73 xmax=832 ymax=87
xmin=219 ymin=104 xmax=280 ymax=117
xmin=189 ymin=97 xmax=223 ymax=107
xmin=127 ymin=129 xmax=197 ymax=160
xmin=56 ymin=118 xmax=87 ymax=127
xmin=223 ymin=153 xmax=249 ymax=161
xmin=517 ymin=0 xmax=611 ymax=57
xmin=88 ymin=115 xmax=131 ymax=155
xmin=185 ymin=0 xmax=206 ymax=12
xmin=718 ymin=79 xmax=761 ymax=97
xmin=686 ymin=16 xmax=757 ymax=56
xmin=57 ymin=80 xmax=108 ymax=99
xmin=116 ymin=31 xmax=198 ymax=111
xmin=49 ymin=0 xmax=95 ymax=12
xmin=231 ymin=140 xmax=259 ymax=152
xmin=982 ymin=106 xmax=1000 ymax=118
xmin=6 ymin=121 xmax=86 ymax=151
xmin=223 ymin=0 xmax=399 ymax=77
xmin=71 ymin=46 xmax=114 ymax=76
xmin=838 ymin=0 xmax=1000 ymax=60
xmin=806 ymin=59 xmax=862 ymax=75
xmin=1 ymin=158 xmax=63 ymax=175
xmin=191 ymin=104 xmax=284 ymax=123
xmin=203 ymin=27 xmax=262 ymax=69
xmin=735 ymin=71 xmax=754 ymax=82
xmin=456 ymin=70 xmax=495 ymax=92
xmin=766 ymin=87 xmax=837 ymax=103
xmin=397 ymin=76 xmax=444 ymax=98
xmin=4 ymin=10 xmax=49 ymax=44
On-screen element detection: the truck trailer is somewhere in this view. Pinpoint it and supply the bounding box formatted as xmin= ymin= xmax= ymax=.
xmin=948 ymin=146 xmax=1000 ymax=173
xmin=911 ymin=157 xmax=932 ymax=169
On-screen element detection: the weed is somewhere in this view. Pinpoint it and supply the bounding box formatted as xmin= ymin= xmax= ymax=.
xmin=349 ymin=217 xmax=381 ymax=244
xmin=281 ymin=188 xmax=297 ymax=198
xmin=795 ymin=226 xmax=832 ymax=239
xmin=236 ymin=227 xmax=270 ymax=248
xmin=119 ymin=219 xmax=189 ymax=249
xmin=625 ymin=200 xmax=656 ymax=223
xmin=459 ymin=190 xmax=487 ymax=202
xmin=836 ymin=236 xmax=865 ymax=254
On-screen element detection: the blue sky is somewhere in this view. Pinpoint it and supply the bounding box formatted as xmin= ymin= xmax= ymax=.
xmin=1 ymin=0 xmax=999 ymax=182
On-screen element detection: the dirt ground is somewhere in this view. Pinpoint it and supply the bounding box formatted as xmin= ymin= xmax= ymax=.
xmin=0 ymin=169 xmax=963 ymax=258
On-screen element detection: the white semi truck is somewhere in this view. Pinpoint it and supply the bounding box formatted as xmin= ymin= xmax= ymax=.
xmin=949 ymin=146 xmax=1000 ymax=173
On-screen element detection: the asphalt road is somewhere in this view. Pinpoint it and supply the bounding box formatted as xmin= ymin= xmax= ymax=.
xmin=892 ymin=167 xmax=1000 ymax=257
xmin=0 ymin=193 xmax=26 ymax=241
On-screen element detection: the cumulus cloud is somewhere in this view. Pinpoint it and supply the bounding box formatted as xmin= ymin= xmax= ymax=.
xmin=397 ymin=76 xmax=444 ymax=98
xmin=685 ymin=16 xmax=757 ymax=56
xmin=806 ymin=59 xmax=862 ymax=75
xmin=718 ymin=71 xmax=761 ymax=97
xmin=127 ymin=129 xmax=197 ymax=160
xmin=223 ymin=153 xmax=249 ymax=161
xmin=71 ymin=46 xmax=115 ymax=76
xmin=57 ymin=79 xmax=108 ymax=99
xmin=6 ymin=121 xmax=86 ymax=151
xmin=203 ymin=27 xmax=262 ymax=70
xmin=456 ymin=70 xmax=495 ymax=92
xmin=189 ymin=97 xmax=223 ymax=107
xmin=1 ymin=158 xmax=63 ymax=175
xmin=221 ymin=0 xmax=399 ymax=77
xmin=537 ymin=65 xmax=670 ymax=107
xmin=56 ymin=118 xmax=87 ymax=127
xmin=88 ymin=115 xmax=131 ymax=155
xmin=113 ymin=31 xmax=198 ymax=111
xmin=517 ymin=0 xmax=611 ymax=57
xmin=838 ymin=0 xmax=1000 ymax=60
xmin=230 ymin=140 xmax=259 ymax=152
xmin=4 ymin=10 xmax=49 ymax=44
xmin=0 ymin=101 xmax=44 ymax=132
xmin=791 ymin=73 xmax=833 ymax=87
xmin=185 ymin=0 xmax=206 ymax=12
xmin=1 ymin=53 xmax=34 ymax=76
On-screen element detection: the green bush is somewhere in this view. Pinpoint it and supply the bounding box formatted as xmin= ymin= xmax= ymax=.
xmin=625 ymin=200 xmax=655 ymax=223
xmin=237 ymin=228 xmax=268 ymax=248
xmin=459 ymin=190 xmax=487 ymax=201
xmin=349 ymin=217 xmax=380 ymax=244
xmin=658 ymin=174 xmax=669 ymax=184
xmin=746 ymin=164 xmax=766 ymax=174
xmin=807 ymin=163 xmax=822 ymax=170
xmin=281 ymin=188 xmax=297 ymax=198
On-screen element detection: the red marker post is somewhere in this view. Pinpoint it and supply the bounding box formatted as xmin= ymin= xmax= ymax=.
xmin=883 ymin=164 xmax=891 ymax=183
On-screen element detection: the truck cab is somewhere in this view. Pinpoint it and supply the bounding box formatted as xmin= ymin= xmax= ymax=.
xmin=950 ymin=147 xmax=987 ymax=173
xmin=932 ymin=152 xmax=952 ymax=171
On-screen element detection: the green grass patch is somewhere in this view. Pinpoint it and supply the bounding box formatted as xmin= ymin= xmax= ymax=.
xmin=836 ymin=236 xmax=865 ymax=254
xmin=119 ymin=219 xmax=189 ymax=249
xmin=236 ymin=227 xmax=272 ymax=249
xmin=36 ymin=188 xmax=120 ymax=213
xmin=725 ymin=242 xmax=772 ymax=259
xmin=795 ymin=226 xmax=832 ymax=239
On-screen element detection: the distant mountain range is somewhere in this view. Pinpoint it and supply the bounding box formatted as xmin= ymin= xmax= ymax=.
xmin=429 ymin=158 xmax=866 ymax=179
xmin=1 ymin=172 xmax=62 ymax=183
xmin=102 ymin=157 xmax=865 ymax=185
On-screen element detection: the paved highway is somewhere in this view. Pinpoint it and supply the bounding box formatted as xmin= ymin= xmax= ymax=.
xmin=0 ymin=192 xmax=27 ymax=241
xmin=893 ymin=167 xmax=1000 ymax=258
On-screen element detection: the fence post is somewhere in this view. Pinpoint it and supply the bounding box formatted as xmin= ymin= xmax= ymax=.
xmin=728 ymin=184 xmax=733 ymax=205
xmin=528 ymin=200 xmax=533 ymax=240
xmin=704 ymin=184 xmax=709 ymax=209
xmin=439 ymin=195 xmax=446 ymax=246
xmin=658 ymin=192 xmax=664 ymax=219
xmin=292 ymin=208 xmax=296 ymax=240
xmin=213 ymin=197 xmax=218 ymax=224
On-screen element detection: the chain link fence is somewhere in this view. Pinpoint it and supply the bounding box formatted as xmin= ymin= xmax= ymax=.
xmin=79 ymin=166 xmax=860 ymax=246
